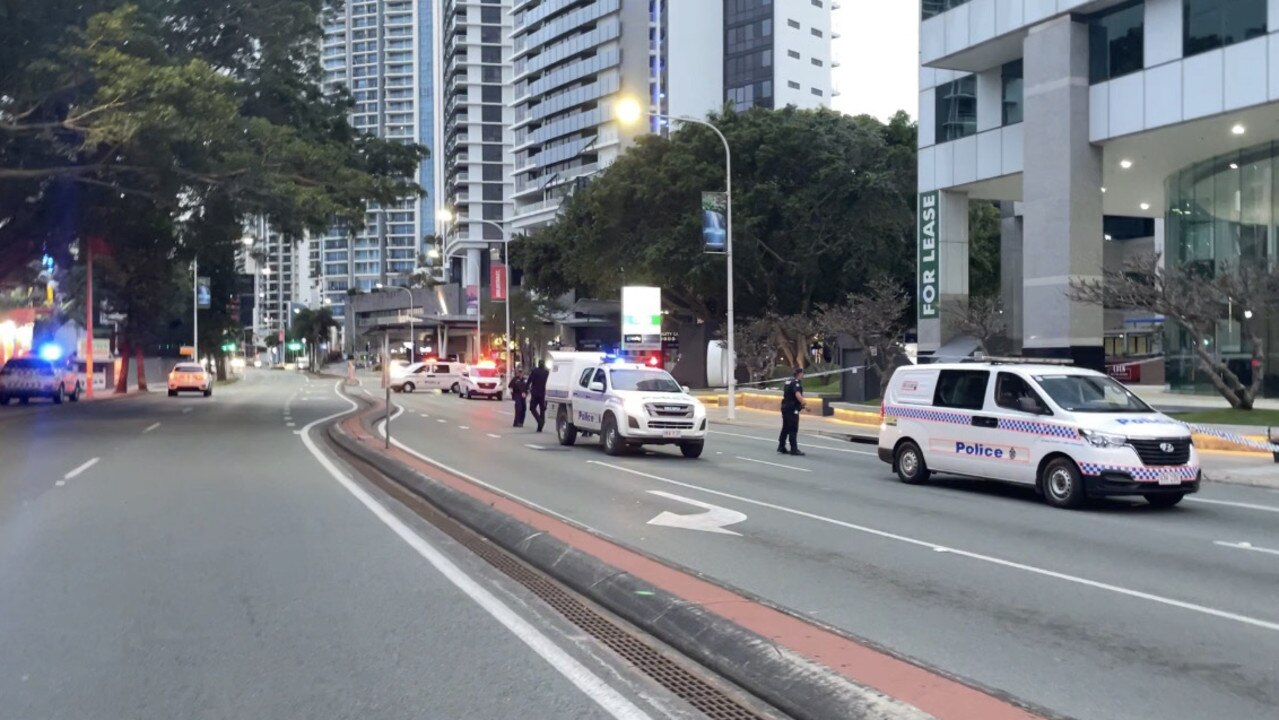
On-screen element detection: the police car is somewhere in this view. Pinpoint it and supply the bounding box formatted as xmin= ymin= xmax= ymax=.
xmin=459 ymin=361 xmax=505 ymax=400
xmin=0 ymin=356 xmax=82 ymax=405
xmin=878 ymin=361 xmax=1200 ymax=508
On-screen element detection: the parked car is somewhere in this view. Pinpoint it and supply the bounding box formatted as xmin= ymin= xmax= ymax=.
xmin=0 ymin=356 xmax=82 ymax=405
xmin=168 ymin=363 xmax=212 ymax=397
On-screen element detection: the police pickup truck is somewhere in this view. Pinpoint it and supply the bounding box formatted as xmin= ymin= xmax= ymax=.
xmin=545 ymin=351 xmax=707 ymax=458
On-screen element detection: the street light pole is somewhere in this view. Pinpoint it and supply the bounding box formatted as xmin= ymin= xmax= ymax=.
xmin=438 ymin=212 xmax=513 ymax=378
xmin=377 ymin=284 xmax=416 ymax=363
xmin=615 ymin=99 xmax=736 ymax=419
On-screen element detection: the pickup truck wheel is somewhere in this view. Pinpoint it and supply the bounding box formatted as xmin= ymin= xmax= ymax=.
xmin=0 ymin=394 xmax=9 ymax=406
xmin=168 ymin=390 xmax=177 ymax=397
xmin=556 ymin=407 xmax=577 ymax=446
xmin=203 ymin=388 xmax=212 ymax=398
xmin=602 ymin=415 xmax=624 ymax=456
xmin=1041 ymin=457 xmax=1086 ymax=509
xmin=68 ymin=384 xmax=80 ymax=402
xmin=19 ymin=396 xmax=29 ymax=405
xmin=402 ymin=382 xmax=415 ymax=393
xmin=496 ymin=393 xmax=504 ymax=402
xmin=51 ymin=386 xmax=63 ymax=405
xmin=679 ymin=441 xmax=704 ymax=459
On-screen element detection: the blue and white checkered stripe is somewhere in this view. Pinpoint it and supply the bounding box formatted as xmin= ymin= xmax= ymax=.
xmin=1078 ymin=462 xmax=1200 ymax=482
xmin=996 ymin=417 xmax=1079 ymax=439
xmin=888 ymin=405 xmax=1079 ymax=440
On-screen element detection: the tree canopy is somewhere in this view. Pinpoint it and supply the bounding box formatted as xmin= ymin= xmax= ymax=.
xmin=1 ymin=1 xmax=427 ymax=380
xmin=514 ymin=107 xmax=919 ymax=326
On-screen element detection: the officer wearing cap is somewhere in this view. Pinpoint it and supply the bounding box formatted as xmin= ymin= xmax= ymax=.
xmin=778 ymin=367 xmax=806 ymax=456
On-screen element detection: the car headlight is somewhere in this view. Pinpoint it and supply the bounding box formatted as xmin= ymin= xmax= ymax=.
xmin=1080 ymin=429 xmax=1126 ymax=449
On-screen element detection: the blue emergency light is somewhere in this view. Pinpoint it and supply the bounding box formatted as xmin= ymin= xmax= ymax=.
xmin=37 ymin=343 xmax=64 ymax=362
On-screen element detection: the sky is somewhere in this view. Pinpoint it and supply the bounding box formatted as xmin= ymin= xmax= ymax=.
xmin=831 ymin=1 xmax=919 ymax=121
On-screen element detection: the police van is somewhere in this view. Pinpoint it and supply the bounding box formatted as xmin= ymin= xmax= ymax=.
xmin=877 ymin=361 xmax=1200 ymax=508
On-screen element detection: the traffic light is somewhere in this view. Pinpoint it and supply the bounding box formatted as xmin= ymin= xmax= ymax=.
xmin=221 ymin=342 xmax=237 ymax=352
xmin=286 ymin=341 xmax=303 ymax=351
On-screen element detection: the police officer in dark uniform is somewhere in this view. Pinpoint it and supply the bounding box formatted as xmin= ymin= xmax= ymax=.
xmin=528 ymin=360 xmax=550 ymax=432
xmin=509 ymin=368 xmax=529 ymax=427
xmin=778 ymin=367 xmax=806 ymax=456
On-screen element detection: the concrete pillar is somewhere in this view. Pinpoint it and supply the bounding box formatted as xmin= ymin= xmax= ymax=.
xmin=999 ymin=201 xmax=1024 ymax=352
xmin=1021 ymin=16 xmax=1105 ymax=369
xmin=917 ymin=190 xmax=969 ymax=354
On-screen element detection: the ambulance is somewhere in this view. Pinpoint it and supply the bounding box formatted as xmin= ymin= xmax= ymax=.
xmin=878 ymin=361 xmax=1200 ymax=508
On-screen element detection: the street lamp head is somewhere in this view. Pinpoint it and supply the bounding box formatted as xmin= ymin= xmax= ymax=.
xmin=375 ymin=282 xmax=384 ymax=289
xmin=242 ymin=236 xmax=255 ymax=246
xmin=1244 ymin=309 xmax=1254 ymax=319
xmin=438 ymin=208 xmax=455 ymax=223
xmin=614 ymin=96 xmax=643 ymax=126
xmin=427 ymin=248 xmax=441 ymax=260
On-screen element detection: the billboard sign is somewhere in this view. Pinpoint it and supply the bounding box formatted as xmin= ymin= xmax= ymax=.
xmin=196 ymin=276 xmax=212 ymax=309
xmin=701 ymin=192 xmax=727 ymax=252
xmin=917 ymin=191 xmax=939 ymax=320
xmin=465 ymin=284 xmax=478 ymax=315
xmin=490 ymin=264 xmax=508 ymax=301
xmin=622 ymin=286 xmax=662 ymax=351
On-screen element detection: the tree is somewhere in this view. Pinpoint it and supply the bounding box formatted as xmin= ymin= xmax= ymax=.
xmin=481 ymin=289 xmax=564 ymax=368
xmin=732 ymin=315 xmax=784 ymax=384
xmin=514 ymin=108 xmax=918 ymax=327
xmin=957 ymin=295 xmax=1012 ymax=355
xmin=2 ymin=2 xmax=427 ymax=387
xmin=291 ymin=306 xmax=339 ymax=370
xmin=968 ymin=201 xmax=1002 ymax=299
xmin=817 ymin=280 xmax=912 ymax=398
xmin=1070 ymin=253 xmax=1275 ymax=409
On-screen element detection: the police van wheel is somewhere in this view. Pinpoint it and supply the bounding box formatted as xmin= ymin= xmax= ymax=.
xmin=402 ymin=382 xmax=415 ymax=393
xmin=0 ymin=394 xmax=9 ymax=406
xmin=1144 ymin=493 xmax=1185 ymax=508
xmin=68 ymin=384 xmax=80 ymax=402
xmin=556 ymin=407 xmax=577 ymax=447
xmin=19 ymin=396 xmax=29 ymax=405
xmin=602 ymin=415 xmax=625 ymax=456
xmin=51 ymin=387 xmax=63 ymax=405
xmin=895 ymin=441 xmax=929 ymax=485
xmin=1041 ymin=457 xmax=1086 ymax=509
xmin=679 ymin=442 xmax=704 ymax=459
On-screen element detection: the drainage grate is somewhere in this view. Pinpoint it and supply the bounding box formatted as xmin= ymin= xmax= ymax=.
xmin=331 ymin=431 xmax=777 ymax=720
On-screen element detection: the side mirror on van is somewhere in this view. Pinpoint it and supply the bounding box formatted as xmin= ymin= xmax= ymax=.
xmin=1018 ymin=396 xmax=1046 ymax=414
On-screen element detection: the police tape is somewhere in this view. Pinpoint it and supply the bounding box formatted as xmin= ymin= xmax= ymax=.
xmin=1181 ymin=421 xmax=1279 ymax=454
xmin=732 ymin=366 xmax=867 ymax=389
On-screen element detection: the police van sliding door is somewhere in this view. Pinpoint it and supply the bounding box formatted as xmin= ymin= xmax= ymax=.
xmin=928 ymin=370 xmax=992 ymax=477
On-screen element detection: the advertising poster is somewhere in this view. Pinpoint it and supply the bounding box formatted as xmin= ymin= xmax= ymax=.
xmin=701 ymin=192 xmax=727 ymax=252
xmin=622 ymin=286 xmax=662 ymax=351
xmin=465 ymin=284 xmax=479 ymax=315
xmin=490 ymin=265 xmax=507 ymax=302
xmin=196 ymin=276 xmax=212 ymax=309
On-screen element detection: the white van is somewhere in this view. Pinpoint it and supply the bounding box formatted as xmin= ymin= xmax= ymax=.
xmin=390 ymin=360 xmax=464 ymax=394
xmin=877 ymin=362 xmax=1200 ymax=508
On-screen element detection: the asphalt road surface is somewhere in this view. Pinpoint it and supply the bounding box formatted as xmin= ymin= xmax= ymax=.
xmin=379 ymin=382 xmax=1279 ymax=720
xmin=0 ymin=370 xmax=711 ymax=720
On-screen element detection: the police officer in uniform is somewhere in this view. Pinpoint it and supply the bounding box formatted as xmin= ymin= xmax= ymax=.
xmin=509 ymin=368 xmax=529 ymax=427
xmin=778 ymin=367 xmax=806 ymax=456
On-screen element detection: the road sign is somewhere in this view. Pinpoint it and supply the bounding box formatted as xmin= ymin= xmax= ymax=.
xmin=490 ymin=264 xmax=508 ymax=301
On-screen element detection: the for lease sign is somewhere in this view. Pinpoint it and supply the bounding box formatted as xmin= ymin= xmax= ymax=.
xmin=918 ymin=191 xmax=939 ymax=320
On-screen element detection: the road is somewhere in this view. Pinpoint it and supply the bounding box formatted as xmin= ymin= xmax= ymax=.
xmin=380 ymin=383 xmax=1279 ymax=720
xmin=0 ymin=370 xmax=712 ymax=720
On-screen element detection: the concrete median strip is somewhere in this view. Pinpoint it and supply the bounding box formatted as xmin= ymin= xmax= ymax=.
xmin=325 ymin=401 xmax=1047 ymax=720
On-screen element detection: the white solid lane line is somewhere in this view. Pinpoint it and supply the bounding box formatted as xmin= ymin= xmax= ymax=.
xmin=437 ymin=419 xmax=447 ymax=423
xmin=1215 ymin=541 xmax=1279 ymax=557
xmin=459 ymin=426 xmax=470 ymax=430
xmin=589 ymin=460 xmax=1279 ymax=634
xmin=299 ymin=385 xmax=650 ymax=720
xmin=709 ymin=429 xmax=877 ymax=456
xmin=1187 ymin=497 xmax=1279 ymax=513
xmin=735 ymin=456 xmax=812 ymax=473
xmin=487 ymin=433 xmax=502 ymax=439
xmin=64 ymin=458 xmax=100 ymax=480
xmin=143 ymin=422 xmax=161 ymax=434
xmin=182 ymin=407 xmax=193 ymax=414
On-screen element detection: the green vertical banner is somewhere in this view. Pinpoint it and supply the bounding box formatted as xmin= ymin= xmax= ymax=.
xmin=917 ymin=191 xmax=939 ymax=320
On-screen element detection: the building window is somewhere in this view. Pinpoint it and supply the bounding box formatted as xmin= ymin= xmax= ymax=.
xmin=1001 ymin=59 xmax=1023 ymax=126
xmin=787 ymin=49 xmax=800 ymax=59
xmin=810 ymin=87 xmax=823 ymax=96
xmin=934 ymin=74 xmax=976 ymax=144
xmin=1184 ymin=0 xmax=1267 ymax=58
xmin=811 ymin=0 xmax=823 ymax=5
xmin=788 ymin=80 xmax=800 ymax=89
xmin=787 ymin=19 xmax=800 ymax=29
xmin=1088 ymin=0 xmax=1144 ymax=84
xmin=921 ymin=0 xmax=972 ymax=20
xmin=811 ymin=57 xmax=823 ymax=66
xmin=810 ymin=28 xmax=823 ymax=37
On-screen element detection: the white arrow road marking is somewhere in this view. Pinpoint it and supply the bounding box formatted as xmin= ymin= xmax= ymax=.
xmin=1215 ymin=541 xmax=1279 ymax=557
xmin=646 ymin=490 xmax=747 ymax=536
xmin=143 ymin=422 xmax=161 ymax=434
xmin=487 ymin=433 xmax=502 ymax=439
